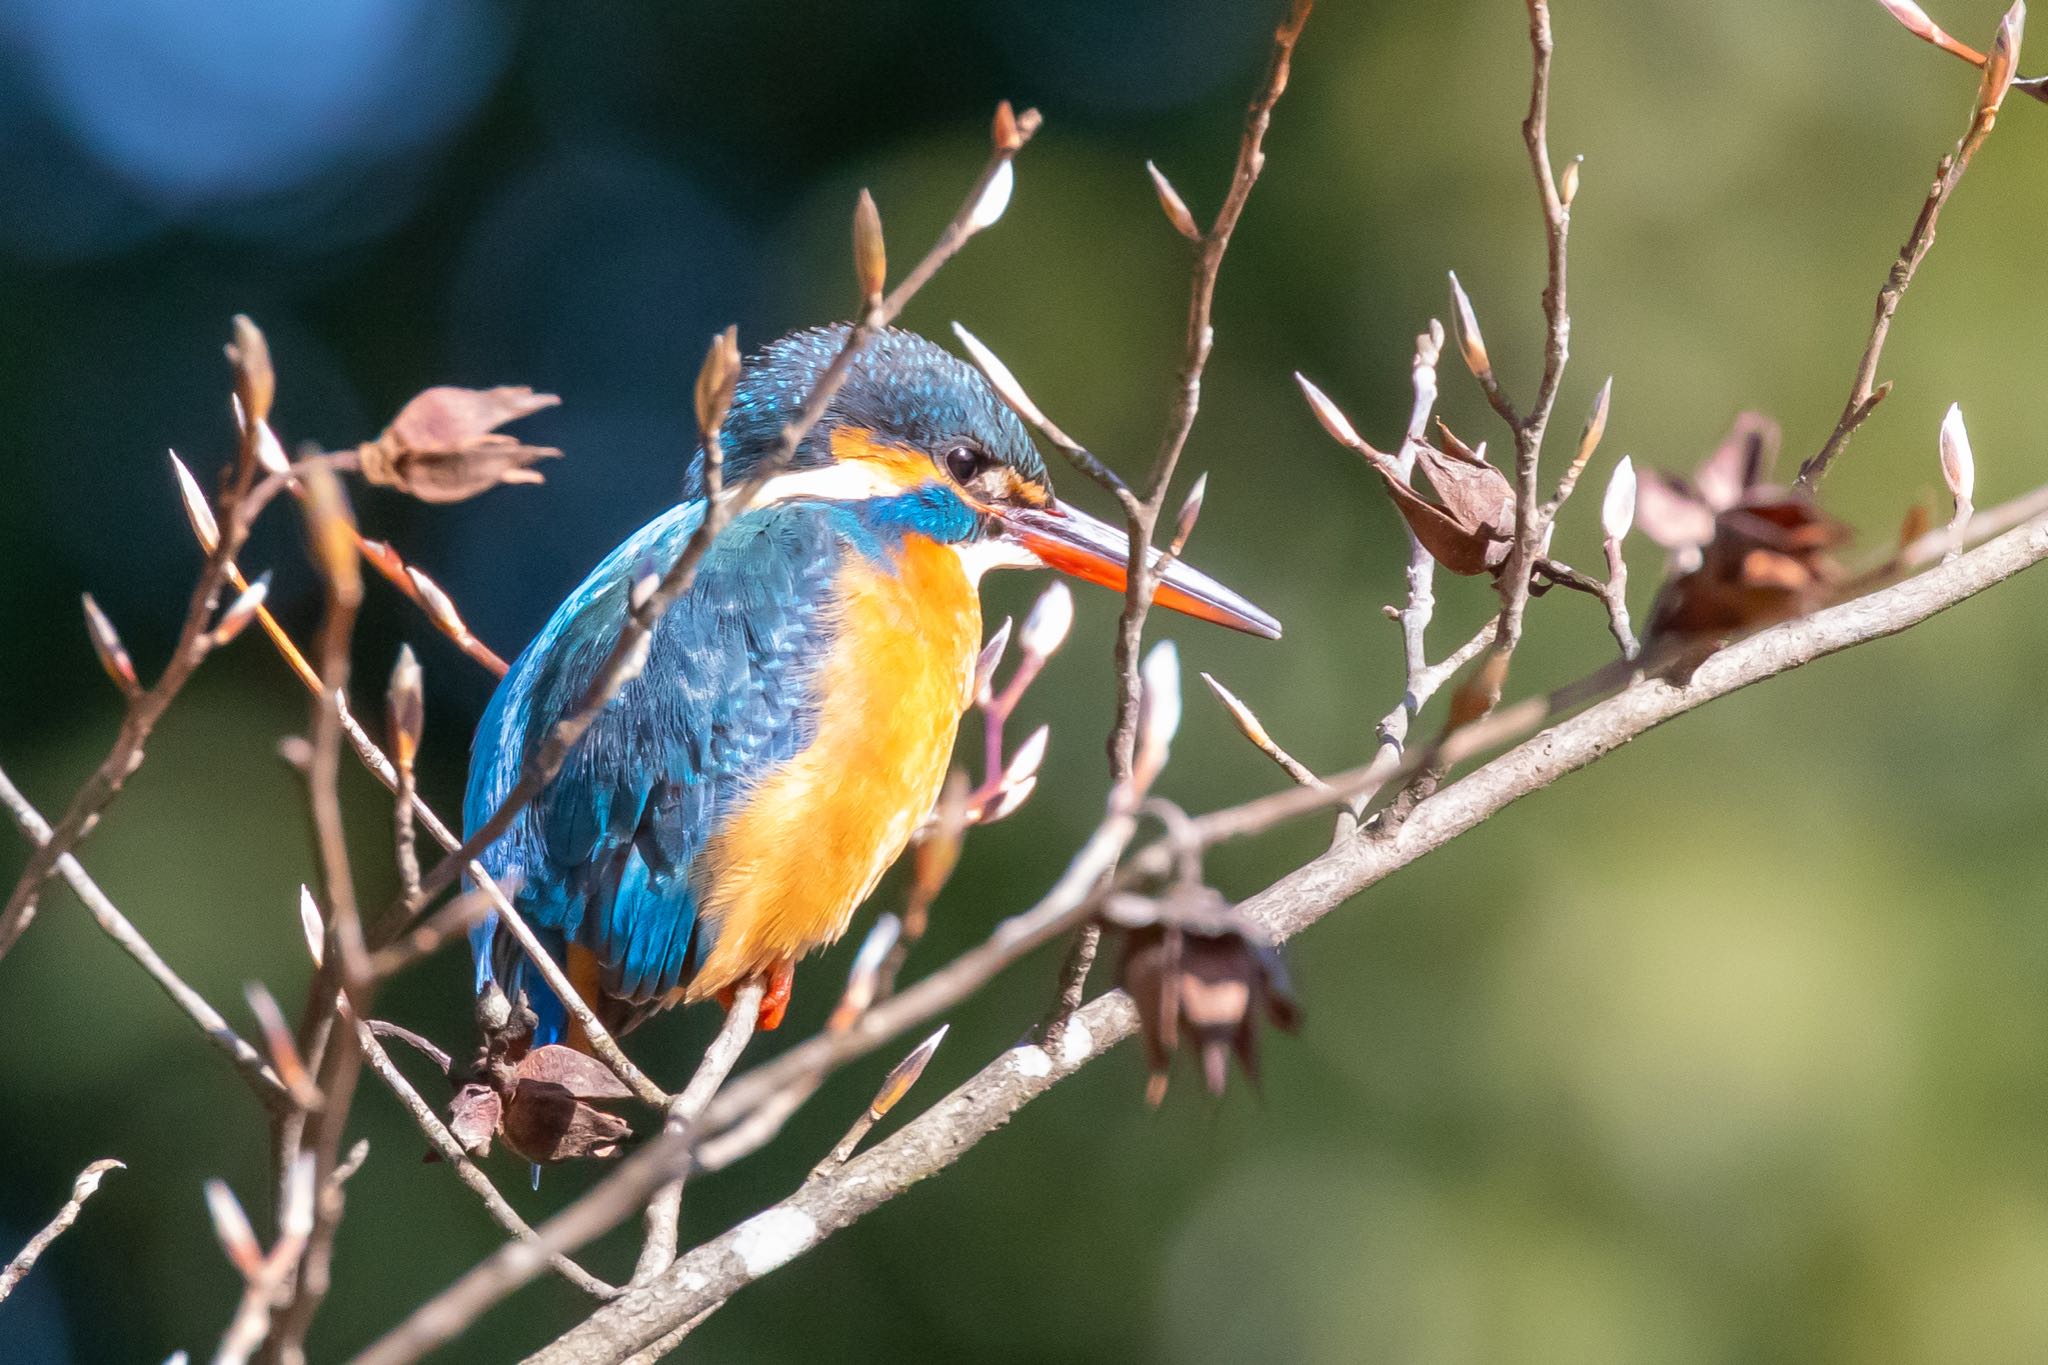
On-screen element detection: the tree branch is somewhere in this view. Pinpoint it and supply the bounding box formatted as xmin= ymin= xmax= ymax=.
xmin=528 ymin=502 xmax=2048 ymax=1362
xmin=0 ymin=761 xmax=291 ymax=1110
xmin=1796 ymin=2 xmax=2024 ymax=489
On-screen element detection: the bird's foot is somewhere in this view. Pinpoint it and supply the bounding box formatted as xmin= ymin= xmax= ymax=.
xmin=719 ymin=960 xmax=795 ymax=1031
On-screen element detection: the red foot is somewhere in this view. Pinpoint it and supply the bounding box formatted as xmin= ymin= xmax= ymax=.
xmin=757 ymin=961 xmax=794 ymax=1031
xmin=718 ymin=961 xmax=795 ymax=1031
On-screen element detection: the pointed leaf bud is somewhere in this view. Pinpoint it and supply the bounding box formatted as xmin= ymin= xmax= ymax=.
xmin=209 ymin=571 xmax=271 ymax=647
xmin=1145 ymin=160 xmax=1201 ymax=241
xmin=1201 ymin=672 xmax=1274 ymax=751
xmin=1019 ymin=582 xmax=1073 ymax=662
xmin=1447 ymin=271 xmax=1491 ymax=380
xmin=1979 ymin=4 xmax=2025 ymax=118
xmin=388 ymin=644 xmax=424 ymax=772
xmin=1601 ymin=456 xmax=1637 ymax=543
xmin=277 ymin=1153 xmax=317 ymax=1247
xmin=1559 ymin=154 xmax=1582 ymax=208
xmin=82 ymin=593 xmax=139 ymax=696
xmin=1003 ymin=724 xmax=1050 ymax=790
xmin=1939 ymin=402 xmax=1975 ymax=510
xmin=203 ymin=1179 xmax=262 ymax=1279
xmin=966 ymin=160 xmax=1014 ymax=234
xmin=1580 ymin=376 xmax=1613 ymax=467
xmin=170 ymin=451 xmax=220 ymax=553
xmin=982 ymin=773 xmax=1038 ymax=823
xmin=1133 ymin=639 xmax=1182 ymax=794
xmin=252 ymin=420 xmax=291 ymax=477
xmin=992 ymin=99 xmax=1022 ymax=153
xmin=299 ymin=885 xmax=325 ymax=967
xmin=912 ymin=771 xmax=969 ymax=910
xmin=694 ymin=325 xmax=741 ymax=439
xmin=972 ymin=618 xmax=1012 ymax=705
xmin=832 ymin=912 xmax=902 ymax=1028
xmin=226 ymin=314 xmax=274 ymax=428
xmin=1295 ymin=373 xmax=1365 ymax=451
xmin=853 ymin=189 xmax=887 ymax=304
xmin=299 ymin=462 xmax=362 ymax=609
xmin=868 ymin=1024 xmax=949 ymax=1121
xmin=1169 ymin=472 xmax=1207 ymax=556
xmin=952 ymin=323 xmax=1051 ymax=430
xmin=406 ymin=566 xmax=466 ymax=641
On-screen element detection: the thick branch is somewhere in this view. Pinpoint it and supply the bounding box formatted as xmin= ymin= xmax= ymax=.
xmin=531 ymin=506 xmax=2048 ymax=1361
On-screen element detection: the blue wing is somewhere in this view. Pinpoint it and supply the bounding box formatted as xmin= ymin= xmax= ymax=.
xmin=464 ymin=499 xmax=843 ymax=1045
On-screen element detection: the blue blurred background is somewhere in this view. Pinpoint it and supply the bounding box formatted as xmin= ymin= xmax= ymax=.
xmin=4 ymin=1 xmax=2048 ymax=1360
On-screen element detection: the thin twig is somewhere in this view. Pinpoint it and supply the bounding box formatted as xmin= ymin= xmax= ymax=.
xmin=1457 ymin=0 xmax=1574 ymax=729
xmin=1796 ymin=4 xmax=2022 ymax=489
xmin=0 ymin=761 xmax=291 ymax=1110
xmin=1054 ymin=0 xmax=1312 ymax=1049
xmin=0 ymin=1159 xmax=123 ymax=1307
xmin=0 ymin=442 xmax=291 ymax=961
xmin=633 ymin=983 xmax=764 ymax=1286
xmin=350 ymin=1130 xmax=694 ymax=1365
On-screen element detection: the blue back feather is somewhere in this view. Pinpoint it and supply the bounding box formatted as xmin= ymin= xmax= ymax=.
xmin=465 ymin=499 xmax=845 ymax=1043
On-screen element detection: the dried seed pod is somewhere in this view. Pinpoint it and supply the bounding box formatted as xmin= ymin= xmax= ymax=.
xmin=1107 ymin=885 xmax=1299 ymax=1104
xmin=356 ymin=386 xmax=562 ymax=505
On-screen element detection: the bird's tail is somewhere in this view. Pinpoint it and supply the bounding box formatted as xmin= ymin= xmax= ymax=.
xmin=470 ymin=909 xmax=575 ymax=1051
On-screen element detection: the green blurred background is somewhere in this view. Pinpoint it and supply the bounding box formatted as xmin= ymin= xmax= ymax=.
xmin=4 ymin=1 xmax=2047 ymax=1360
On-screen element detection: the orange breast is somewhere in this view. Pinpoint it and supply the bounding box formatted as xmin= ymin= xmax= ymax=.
xmin=687 ymin=534 xmax=980 ymax=999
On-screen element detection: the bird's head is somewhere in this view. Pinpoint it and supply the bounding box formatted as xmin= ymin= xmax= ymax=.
xmin=699 ymin=325 xmax=1279 ymax=639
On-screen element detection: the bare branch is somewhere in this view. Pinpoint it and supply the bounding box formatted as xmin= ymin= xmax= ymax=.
xmin=0 ymin=761 xmax=290 ymax=1110
xmin=1797 ymin=2 xmax=2025 ymax=489
xmin=533 ymin=502 xmax=2048 ymax=1362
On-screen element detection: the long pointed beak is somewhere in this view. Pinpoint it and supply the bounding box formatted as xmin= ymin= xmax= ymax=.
xmin=1000 ymin=500 xmax=1282 ymax=640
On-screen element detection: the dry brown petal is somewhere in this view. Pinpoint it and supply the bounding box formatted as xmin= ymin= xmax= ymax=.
xmin=514 ymin=1043 xmax=635 ymax=1102
xmin=1694 ymin=411 xmax=1779 ymax=512
xmin=358 ymin=386 xmax=562 ymax=504
xmin=501 ymin=1082 xmax=633 ymax=1164
xmin=1646 ymin=492 xmax=1850 ymax=646
xmin=1634 ymin=469 xmax=1717 ymax=550
xmin=446 ymin=1082 xmax=503 ymax=1158
xmin=1365 ymin=435 xmax=1514 ymax=577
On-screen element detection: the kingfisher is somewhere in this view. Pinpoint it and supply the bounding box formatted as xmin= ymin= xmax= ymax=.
xmin=464 ymin=325 xmax=1279 ymax=1048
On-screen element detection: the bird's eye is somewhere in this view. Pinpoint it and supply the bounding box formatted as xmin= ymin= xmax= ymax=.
xmin=943 ymin=444 xmax=989 ymax=484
